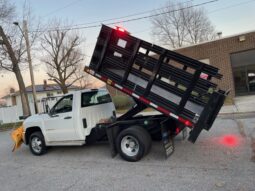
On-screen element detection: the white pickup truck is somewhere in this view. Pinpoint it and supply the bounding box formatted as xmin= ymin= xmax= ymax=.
xmin=22 ymin=88 xmax=166 ymax=162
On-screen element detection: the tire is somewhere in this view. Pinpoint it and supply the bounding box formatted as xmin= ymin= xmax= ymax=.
xmin=135 ymin=127 xmax=152 ymax=155
xmin=116 ymin=126 xmax=152 ymax=162
xmin=29 ymin=132 xmax=47 ymax=156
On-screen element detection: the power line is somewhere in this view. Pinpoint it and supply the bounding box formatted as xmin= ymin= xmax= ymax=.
xmin=43 ymin=0 xmax=83 ymax=17
xmin=209 ymin=0 xmax=255 ymax=14
xmin=132 ymin=0 xmax=255 ymax=35
xmin=33 ymin=0 xmax=194 ymax=32
xmin=33 ymin=0 xmax=219 ymax=33
xmin=63 ymin=0 xmax=195 ymax=28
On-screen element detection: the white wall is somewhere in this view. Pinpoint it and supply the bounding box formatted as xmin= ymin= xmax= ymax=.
xmin=0 ymin=106 xmax=23 ymax=124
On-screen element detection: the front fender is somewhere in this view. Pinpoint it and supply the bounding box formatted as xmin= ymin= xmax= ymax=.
xmin=23 ymin=114 xmax=46 ymax=144
xmin=24 ymin=126 xmax=43 ymax=145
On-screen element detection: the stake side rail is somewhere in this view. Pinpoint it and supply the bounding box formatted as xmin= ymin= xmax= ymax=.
xmin=85 ymin=25 xmax=228 ymax=142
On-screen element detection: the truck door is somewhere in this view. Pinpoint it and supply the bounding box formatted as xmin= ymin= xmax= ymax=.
xmin=44 ymin=94 xmax=78 ymax=142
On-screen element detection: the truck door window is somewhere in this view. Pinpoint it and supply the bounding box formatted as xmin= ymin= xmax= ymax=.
xmin=51 ymin=95 xmax=73 ymax=114
xmin=81 ymin=91 xmax=112 ymax=107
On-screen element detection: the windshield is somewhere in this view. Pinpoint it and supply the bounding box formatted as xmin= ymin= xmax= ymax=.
xmin=81 ymin=90 xmax=112 ymax=107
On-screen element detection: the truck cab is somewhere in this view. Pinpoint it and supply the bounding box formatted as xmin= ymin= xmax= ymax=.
xmin=23 ymin=89 xmax=115 ymax=154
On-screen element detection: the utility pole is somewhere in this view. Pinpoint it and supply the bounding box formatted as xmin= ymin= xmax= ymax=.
xmin=22 ymin=20 xmax=38 ymax=114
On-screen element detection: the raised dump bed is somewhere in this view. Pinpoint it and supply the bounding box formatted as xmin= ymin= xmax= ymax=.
xmin=85 ymin=25 xmax=228 ymax=143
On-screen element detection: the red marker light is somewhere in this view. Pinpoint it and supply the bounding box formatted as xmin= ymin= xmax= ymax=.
xmin=178 ymin=117 xmax=193 ymax=127
xmin=117 ymin=27 xmax=125 ymax=32
xmin=115 ymin=26 xmax=130 ymax=34
xmin=184 ymin=120 xmax=192 ymax=127
xmin=115 ymin=26 xmax=125 ymax=32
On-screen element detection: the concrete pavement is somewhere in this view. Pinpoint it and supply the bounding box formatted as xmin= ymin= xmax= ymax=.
xmin=1 ymin=117 xmax=255 ymax=191
xmin=220 ymin=95 xmax=255 ymax=114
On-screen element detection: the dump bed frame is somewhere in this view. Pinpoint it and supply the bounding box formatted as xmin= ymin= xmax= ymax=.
xmin=85 ymin=25 xmax=228 ymax=143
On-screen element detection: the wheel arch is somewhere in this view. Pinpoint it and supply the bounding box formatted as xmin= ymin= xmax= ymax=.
xmin=25 ymin=126 xmax=42 ymax=145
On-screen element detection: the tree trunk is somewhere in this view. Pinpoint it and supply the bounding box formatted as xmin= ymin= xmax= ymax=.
xmin=13 ymin=64 xmax=31 ymax=116
xmin=0 ymin=26 xmax=31 ymax=116
xmin=61 ymin=85 xmax=68 ymax=94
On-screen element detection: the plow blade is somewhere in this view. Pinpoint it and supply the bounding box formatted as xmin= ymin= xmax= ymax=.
xmin=11 ymin=126 xmax=24 ymax=152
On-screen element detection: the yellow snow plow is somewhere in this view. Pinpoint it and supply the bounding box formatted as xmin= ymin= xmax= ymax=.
xmin=11 ymin=125 xmax=24 ymax=152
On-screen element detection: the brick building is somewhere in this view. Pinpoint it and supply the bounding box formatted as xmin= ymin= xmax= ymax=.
xmin=175 ymin=30 xmax=255 ymax=98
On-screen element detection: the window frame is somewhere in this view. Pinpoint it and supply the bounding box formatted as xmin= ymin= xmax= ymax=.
xmin=50 ymin=94 xmax=73 ymax=114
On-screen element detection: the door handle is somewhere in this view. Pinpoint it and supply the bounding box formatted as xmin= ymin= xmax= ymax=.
xmin=64 ymin=116 xmax=72 ymax=119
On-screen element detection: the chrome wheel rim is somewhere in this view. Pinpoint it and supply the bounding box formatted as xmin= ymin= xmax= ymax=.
xmin=31 ymin=137 xmax=42 ymax=153
xmin=121 ymin=135 xmax=139 ymax=157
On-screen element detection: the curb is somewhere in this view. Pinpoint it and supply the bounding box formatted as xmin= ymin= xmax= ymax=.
xmin=0 ymin=128 xmax=12 ymax=132
xmin=218 ymin=111 xmax=255 ymax=119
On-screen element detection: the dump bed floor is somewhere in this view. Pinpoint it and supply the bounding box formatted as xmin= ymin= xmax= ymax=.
xmin=110 ymin=68 xmax=203 ymax=115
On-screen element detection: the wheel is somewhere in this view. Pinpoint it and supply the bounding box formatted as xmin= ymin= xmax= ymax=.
xmin=116 ymin=126 xmax=151 ymax=162
xmin=29 ymin=132 xmax=47 ymax=156
xmin=135 ymin=127 xmax=152 ymax=155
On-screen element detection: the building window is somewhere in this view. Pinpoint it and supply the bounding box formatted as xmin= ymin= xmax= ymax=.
xmin=47 ymin=92 xmax=54 ymax=97
xmin=57 ymin=91 xmax=62 ymax=94
xmin=231 ymin=49 xmax=255 ymax=96
xmin=29 ymin=95 xmax=33 ymax=102
xmin=11 ymin=96 xmax=17 ymax=106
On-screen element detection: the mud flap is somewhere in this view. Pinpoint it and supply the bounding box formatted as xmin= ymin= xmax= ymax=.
xmin=106 ymin=125 xmax=119 ymax=158
xmin=161 ymin=121 xmax=175 ymax=158
xmin=11 ymin=126 xmax=24 ymax=152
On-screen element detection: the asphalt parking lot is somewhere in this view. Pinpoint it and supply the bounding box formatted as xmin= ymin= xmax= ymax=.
xmin=0 ymin=117 xmax=255 ymax=191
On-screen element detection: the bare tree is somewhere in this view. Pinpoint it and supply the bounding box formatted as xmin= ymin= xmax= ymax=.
xmin=0 ymin=1 xmax=41 ymax=116
xmin=74 ymin=64 xmax=93 ymax=89
xmin=0 ymin=0 xmax=15 ymax=22
xmin=0 ymin=1 xmax=32 ymax=116
xmin=41 ymin=25 xmax=85 ymax=94
xmin=151 ymin=1 xmax=216 ymax=49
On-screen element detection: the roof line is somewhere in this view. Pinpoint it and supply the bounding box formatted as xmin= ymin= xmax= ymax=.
xmin=174 ymin=29 xmax=255 ymax=50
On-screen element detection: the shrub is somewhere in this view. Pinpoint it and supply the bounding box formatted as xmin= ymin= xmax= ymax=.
xmin=0 ymin=122 xmax=23 ymax=131
xmin=112 ymin=95 xmax=134 ymax=109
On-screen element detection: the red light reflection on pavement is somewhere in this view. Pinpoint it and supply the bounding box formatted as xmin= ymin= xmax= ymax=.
xmin=218 ymin=134 xmax=240 ymax=147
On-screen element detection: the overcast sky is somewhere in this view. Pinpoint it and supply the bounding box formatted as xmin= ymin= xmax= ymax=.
xmin=1 ymin=0 xmax=255 ymax=97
